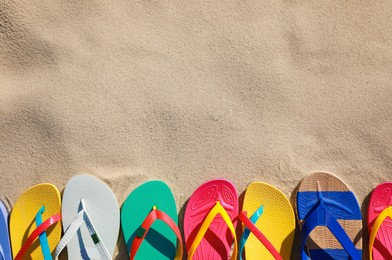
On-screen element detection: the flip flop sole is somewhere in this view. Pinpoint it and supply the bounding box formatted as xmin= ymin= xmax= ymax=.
xmin=296 ymin=172 xmax=362 ymax=259
xmin=368 ymin=182 xmax=392 ymax=260
xmin=61 ymin=175 xmax=119 ymax=259
xmin=10 ymin=183 xmax=61 ymax=260
xmin=184 ymin=179 xmax=238 ymax=260
xmin=121 ymin=180 xmax=178 ymax=260
xmin=0 ymin=201 xmax=12 ymax=260
xmin=242 ymin=182 xmax=295 ymax=260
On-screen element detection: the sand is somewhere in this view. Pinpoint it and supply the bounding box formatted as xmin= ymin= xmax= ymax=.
xmin=1 ymin=0 xmax=392 ymax=258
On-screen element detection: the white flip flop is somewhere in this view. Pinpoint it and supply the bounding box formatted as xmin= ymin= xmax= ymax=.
xmin=54 ymin=174 xmax=120 ymax=260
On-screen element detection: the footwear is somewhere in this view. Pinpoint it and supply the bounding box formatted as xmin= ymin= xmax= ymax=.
xmin=184 ymin=179 xmax=238 ymax=260
xmin=121 ymin=180 xmax=183 ymax=260
xmin=54 ymin=174 xmax=120 ymax=259
xmin=0 ymin=200 xmax=12 ymax=260
xmin=239 ymin=182 xmax=295 ymax=260
xmin=296 ymin=172 xmax=362 ymax=260
xmin=368 ymin=182 xmax=392 ymax=260
xmin=10 ymin=183 xmax=61 ymax=260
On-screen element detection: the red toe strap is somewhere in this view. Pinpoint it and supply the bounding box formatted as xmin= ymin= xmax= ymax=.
xmin=15 ymin=213 xmax=61 ymax=260
xmin=239 ymin=211 xmax=282 ymax=260
xmin=130 ymin=209 xmax=183 ymax=260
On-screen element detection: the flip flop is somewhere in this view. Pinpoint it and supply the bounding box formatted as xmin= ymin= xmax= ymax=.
xmin=368 ymin=182 xmax=392 ymax=260
xmin=0 ymin=201 xmax=12 ymax=260
xmin=239 ymin=182 xmax=295 ymax=260
xmin=121 ymin=180 xmax=183 ymax=260
xmin=53 ymin=174 xmax=120 ymax=259
xmin=10 ymin=183 xmax=62 ymax=260
xmin=184 ymin=179 xmax=238 ymax=260
xmin=296 ymin=172 xmax=362 ymax=260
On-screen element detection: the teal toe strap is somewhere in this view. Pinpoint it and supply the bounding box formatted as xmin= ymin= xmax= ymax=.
xmin=35 ymin=206 xmax=52 ymax=260
xmin=239 ymin=205 xmax=264 ymax=260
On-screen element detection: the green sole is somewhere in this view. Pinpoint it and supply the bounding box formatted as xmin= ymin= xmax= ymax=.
xmin=121 ymin=180 xmax=178 ymax=259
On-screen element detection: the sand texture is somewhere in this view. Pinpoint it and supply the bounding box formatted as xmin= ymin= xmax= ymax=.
xmin=1 ymin=0 xmax=392 ymax=259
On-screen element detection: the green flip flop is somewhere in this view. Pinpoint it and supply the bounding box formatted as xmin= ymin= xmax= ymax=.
xmin=121 ymin=180 xmax=183 ymax=260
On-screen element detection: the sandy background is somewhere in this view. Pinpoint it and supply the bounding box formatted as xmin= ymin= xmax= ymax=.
xmin=1 ymin=0 xmax=392 ymax=259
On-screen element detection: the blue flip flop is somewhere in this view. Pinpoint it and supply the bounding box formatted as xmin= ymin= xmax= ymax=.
xmin=0 ymin=201 xmax=12 ymax=260
xmin=296 ymin=172 xmax=362 ymax=260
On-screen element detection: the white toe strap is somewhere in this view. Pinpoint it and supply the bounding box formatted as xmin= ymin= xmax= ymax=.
xmin=53 ymin=199 xmax=112 ymax=260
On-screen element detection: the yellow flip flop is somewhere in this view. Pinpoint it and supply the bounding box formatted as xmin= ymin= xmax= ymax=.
xmin=239 ymin=182 xmax=295 ymax=260
xmin=10 ymin=183 xmax=62 ymax=260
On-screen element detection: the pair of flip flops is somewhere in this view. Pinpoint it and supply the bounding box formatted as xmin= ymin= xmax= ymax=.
xmin=124 ymin=179 xmax=296 ymax=260
xmin=9 ymin=175 xmax=119 ymax=259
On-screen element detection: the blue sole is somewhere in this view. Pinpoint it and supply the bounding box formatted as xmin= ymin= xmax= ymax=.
xmin=297 ymin=191 xmax=361 ymax=220
xmin=309 ymin=248 xmax=362 ymax=260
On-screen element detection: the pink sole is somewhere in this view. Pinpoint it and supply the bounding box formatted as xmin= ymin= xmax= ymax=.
xmin=184 ymin=179 xmax=238 ymax=260
xmin=368 ymin=182 xmax=392 ymax=260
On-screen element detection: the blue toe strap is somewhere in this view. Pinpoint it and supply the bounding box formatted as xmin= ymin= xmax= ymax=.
xmin=35 ymin=206 xmax=52 ymax=260
xmin=239 ymin=205 xmax=264 ymax=260
xmin=300 ymin=200 xmax=360 ymax=260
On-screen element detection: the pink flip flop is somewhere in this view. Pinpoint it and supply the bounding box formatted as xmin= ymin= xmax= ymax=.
xmin=368 ymin=182 xmax=392 ymax=260
xmin=184 ymin=179 xmax=238 ymax=260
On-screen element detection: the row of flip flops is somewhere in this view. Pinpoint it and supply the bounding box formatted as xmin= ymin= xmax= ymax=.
xmin=0 ymin=172 xmax=390 ymax=259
